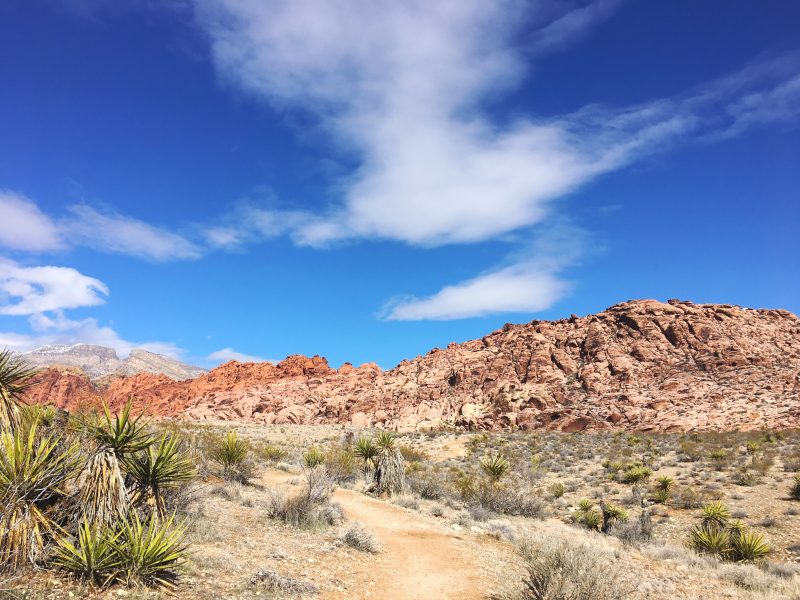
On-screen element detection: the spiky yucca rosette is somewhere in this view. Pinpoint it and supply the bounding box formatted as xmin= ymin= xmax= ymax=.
xmin=79 ymin=400 xmax=152 ymax=526
xmin=0 ymin=349 xmax=37 ymax=434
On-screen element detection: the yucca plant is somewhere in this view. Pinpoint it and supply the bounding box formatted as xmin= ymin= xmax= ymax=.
xmin=0 ymin=349 xmax=37 ymax=434
xmin=302 ymin=446 xmax=325 ymax=469
xmin=0 ymin=423 xmax=81 ymax=569
xmin=688 ymin=524 xmax=731 ymax=557
xmin=730 ymin=529 xmax=770 ymax=562
xmin=700 ymin=501 xmax=730 ymax=530
xmin=209 ymin=431 xmax=248 ymax=479
xmin=480 ymin=453 xmax=510 ymax=485
xmin=375 ymin=431 xmax=395 ymax=452
xmin=621 ymin=465 xmax=652 ymax=486
xmin=51 ymin=519 xmax=121 ymax=586
xmin=600 ymin=501 xmax=629 ymax=533
xmin=353 ymin=437 xmax=379 ymax=482
xmin=114 ymin=511 xmax=187 ymax=591
xmin=80 ymin=400 xmax=153 ymax=525
xmin=123 ymin=433 xmax=196 ymax=517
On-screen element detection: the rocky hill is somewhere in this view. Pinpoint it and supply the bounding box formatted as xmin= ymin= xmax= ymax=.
xmin=23 ymin=300 xmax=800 ymax=432
xmin=20 ymin=344 xmax=205 ymax=381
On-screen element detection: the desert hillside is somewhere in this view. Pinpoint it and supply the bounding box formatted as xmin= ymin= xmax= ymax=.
xmin=25 ymin=299 xmax=800 ymax=432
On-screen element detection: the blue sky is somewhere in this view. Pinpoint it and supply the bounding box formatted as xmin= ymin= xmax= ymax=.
xmin=0 ymin=0 xmax=798 ymax=369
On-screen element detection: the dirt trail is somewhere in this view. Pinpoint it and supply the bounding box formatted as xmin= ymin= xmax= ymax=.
xmin=262 ymin=470 xmax=500 ymax=600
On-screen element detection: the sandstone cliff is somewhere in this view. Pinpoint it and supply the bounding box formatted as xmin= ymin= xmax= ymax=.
xmin=24 ymin=300 xmax=800 ymax=432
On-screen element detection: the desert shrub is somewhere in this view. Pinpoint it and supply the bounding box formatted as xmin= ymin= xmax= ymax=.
xmin=719 ymin=563 xmax=774 ymax=592
xmin=790 ymin=474 xmax=800 ymax=500
xmin=407 ymin=469 xmax=446 ymax=500
xmin=516 ymin=534 xmax=631 ymax=600
xmin=672 ymin=485 xmax=703 ymax=509
xmin=609 ymin=510 xmax=652 ymax=545
xmin=303 ymin=446 xmax=325 ymax=469
xmin=392 ymin=494 xmax=419 ymax=510
xmin=399 ymin=445 xmax=428 ymax=462
xmin=254 ymin=443 xmax=288 ymax=463
xmin=209 ymin=431 xmax=251 ymax=482
xmin=266 ymin=490 xmax=343 ymax=529
xmin=549 ymin=482 xmax=566 ymax=498
xmin=250 ymin=568 xmax=319 ymax=595
xmin=734 ymin=468 xmax=759 ymax=487
xmin=339 ymin=522 xmax=380 ymax=553
xmin=324 ymin=444 xmax=356 ymax=484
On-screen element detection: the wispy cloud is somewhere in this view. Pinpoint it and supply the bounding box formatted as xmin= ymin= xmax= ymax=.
xmin=381 ymin=222 xmax=588 ymax=320
xmin=0 ymin=191 xmax=65 ymax=252
xmin=63 ymin=205 xmax=203 ymax=261
xmin=0 ymin=195 xmax=202 ymax=262
xmin=191 ymin=0 xmax=800 ymax=319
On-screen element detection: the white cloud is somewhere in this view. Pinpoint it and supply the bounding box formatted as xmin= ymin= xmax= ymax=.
xmin=0 ymin=191 xmax=64 ymax=252
xmin=194 ymin=1 xmax=800 ymax=251
xmin=206 ymin=347 xmax=266 ymax=364
xmin=382 ymin=222 xmax=587 ymax=320
xmin=0 ymin=259 xmax=109 ymax=315
xmin=63 ymin=205 xmax=202 ymax=262
xmin=0 ymin=311 xmax=185 ymax=359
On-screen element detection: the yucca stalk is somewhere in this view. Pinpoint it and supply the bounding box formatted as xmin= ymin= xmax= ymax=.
xmin=0 ymin=349 xmax=37 ymax=434
xmin=80 ymin=400 xmax=153 ymax=526
xmin=114 ymin=511 xmax=187 ymax=591
xmin=51 ymin=519 xmax=121 ymax=586
xmin=123 ymin=434 xmax=196 ymax=517
xmin=0 ymin=423 xmax=81 ymax=569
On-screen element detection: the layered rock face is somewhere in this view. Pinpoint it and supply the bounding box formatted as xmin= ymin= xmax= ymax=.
xmin=20 ymin=344 xmax=205 ymax=381
xmin=24 ymin=300 xmax=800 ymax=432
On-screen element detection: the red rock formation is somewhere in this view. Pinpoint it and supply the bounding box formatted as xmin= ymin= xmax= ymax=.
xmin=24 ymin=300 xmax=800 ymax=432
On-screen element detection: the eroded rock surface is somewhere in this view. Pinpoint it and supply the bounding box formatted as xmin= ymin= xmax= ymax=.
xmin=25 ymin=300 xmax=800 ymax=432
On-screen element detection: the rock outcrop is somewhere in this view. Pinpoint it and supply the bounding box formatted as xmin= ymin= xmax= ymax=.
xmin=23 ymin=300 xmax=800 ymax=432
xmin=19 ymin=344 xmax=205 ymax=381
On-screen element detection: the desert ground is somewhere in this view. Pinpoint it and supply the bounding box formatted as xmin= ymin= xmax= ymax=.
xmin=8 ymin=416 xmax=800 ymax=600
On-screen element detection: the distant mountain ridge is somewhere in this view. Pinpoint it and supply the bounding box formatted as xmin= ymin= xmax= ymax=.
xmin=20 ymin=344 xmax=205 ymax=381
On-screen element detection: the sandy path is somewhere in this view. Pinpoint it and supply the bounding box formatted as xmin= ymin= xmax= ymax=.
xmin=262 ymin=470 xmax=496 ymax=600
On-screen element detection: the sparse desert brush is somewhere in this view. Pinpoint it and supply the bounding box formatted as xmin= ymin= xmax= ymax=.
xmin=399 ymin=444 xmax=428 ymax=462
xmin=266 ymin=489 xmax=343 ymax=528
xmin=323 ymin=443 xmax=356 ymax=483
xmin=571 ymin=499 xmax=601 ymax=531
xmin=790 ymin=474 xmax=800 ymax=500
xmin=254 ymin=443 xmax=288 ymax=463
xmin=339 ymin=522 xmax=380 ymax=553
xmin=209 ymin=431 xmax=251 ymax=482
xmin=516 ymin=533 xmax=631 ymax=600
xmin=549 ymin=482 xmax=566 ymax=498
